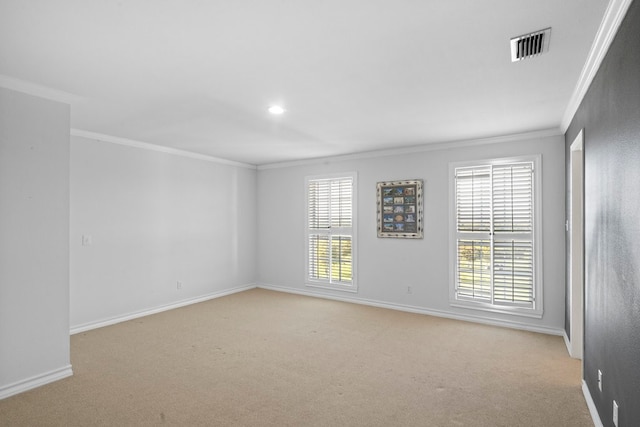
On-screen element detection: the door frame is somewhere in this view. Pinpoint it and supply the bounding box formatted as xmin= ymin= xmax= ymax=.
xmin=568 ymin=129 xmax=584 ymax=359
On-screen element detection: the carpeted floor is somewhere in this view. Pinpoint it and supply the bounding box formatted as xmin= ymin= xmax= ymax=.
xmin=0 ymin=288 xmax=592 ymax=426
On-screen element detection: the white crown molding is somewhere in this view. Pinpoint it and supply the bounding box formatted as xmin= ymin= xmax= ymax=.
xmin=0 ymin=365 xmax=73 ymax=400
xmin=257 ymin=283 xmax=565 ymax=337
xmin=561 ymin=0 xmax=634 ymax=131
xmin=71 ymin=129 xmax=257 ymax=170
xmin=0 ymin=74 xmax=83 ymax=105
xmin=257 ymin=128 xmax=562 ymax=170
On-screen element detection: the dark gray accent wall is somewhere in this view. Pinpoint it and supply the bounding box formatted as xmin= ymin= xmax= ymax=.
xmin=565 ymin=1 xmax=640 ymax=426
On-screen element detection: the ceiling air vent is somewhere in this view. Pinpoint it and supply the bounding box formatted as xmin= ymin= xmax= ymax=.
xmin=510 ymin=28 xmax=551 ymax=62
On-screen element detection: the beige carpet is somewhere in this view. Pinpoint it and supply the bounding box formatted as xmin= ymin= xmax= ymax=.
xmin=0 ymin=288 xmax=592 ymax=426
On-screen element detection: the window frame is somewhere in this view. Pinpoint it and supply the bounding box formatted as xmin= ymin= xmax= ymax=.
xmin=449 ymin=155 xmax=543 ymax=318
xmin=305 ymin=172 xmax=358 ymax=292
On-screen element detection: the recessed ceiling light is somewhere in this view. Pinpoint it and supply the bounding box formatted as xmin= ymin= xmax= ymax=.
xmin=268 ymin=105 xmax=285 ymax=115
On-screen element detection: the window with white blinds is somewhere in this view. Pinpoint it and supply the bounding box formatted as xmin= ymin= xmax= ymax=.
xmin=452 ymin=158 xmax=541 ymax=316
xmin=306 ymin=174 xmax=356 ymax=291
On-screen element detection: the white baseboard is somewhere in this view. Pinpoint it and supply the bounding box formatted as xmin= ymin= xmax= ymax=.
xmin=0 ymin=365 xmax=73 ymax=400
xmin=563 ymin=331 xmax=572 ymax=355
xmin=582 ymin=380 xmax=603 ymax=427
xmin=257 ymin=283 xmax=565 ymax=336
xmin=70 ymin=283 xmax=257 ymax=334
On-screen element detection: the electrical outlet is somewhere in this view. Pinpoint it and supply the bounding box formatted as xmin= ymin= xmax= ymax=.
xmin=613 ymin=400 xmax=619 ymax=427
xmin=598 ymin=370 xmax=603 ymax=392
xmin=177 ymin=281 xmax=182 ymax=290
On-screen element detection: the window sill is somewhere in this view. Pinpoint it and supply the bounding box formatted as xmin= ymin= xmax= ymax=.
xmin=306 ymin=281 xmax=358 ymax=293
xmin=450 ymin=300 xmax=543 ymax=319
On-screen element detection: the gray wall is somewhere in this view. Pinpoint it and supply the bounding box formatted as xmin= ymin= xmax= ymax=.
xmin=565 ymin=1 xmax=640 ymax=425
xmin=258 ymin=134 xmax=566 ymax=333
xmin=70 ymin=136 xmax=258 ymax=330
xmin=0 ymin=88 xmax=71 ymax=397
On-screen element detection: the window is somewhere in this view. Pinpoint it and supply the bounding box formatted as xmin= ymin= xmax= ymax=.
xmin=450 ymin=157 xmax=542 ymax=317
xmin=306 ymin=173 xmax=357 ymax=291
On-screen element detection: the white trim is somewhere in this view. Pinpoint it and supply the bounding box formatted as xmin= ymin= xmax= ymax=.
xmin=71 ymin=129 xmax=257 ymax=169
xmin=305 ymin=283 xmax=359 ymax=293
xmin=563 ymin=330 xmax=572 ymax=355
xmin=258 ymin=129 xmax=561 ymax=170
xmin=567 ymin=130 xmax=585 ymax=360
xmin=0 ymin=74 xmax=83 ymax=104
xmin=583 ymin=380 xmax=604 ymax=427
xmin=0 ymin=365 xmax=73 ymax=400
xmin=571 ymin=130 xmax=584 ymax=152
xmin=561 ymin=0 xmax=634 ymax=131
xmin=304 ymin=172 xmax=358 ymax=293
xmin=449 ymin=302 xmax=543 ymax=319
xmin=448 ymin=155 xmax=544 ymax=318
xmin=258 ymin=283 xmax=564 ymax=336
xmin=70 ymin=284 xmax=256 ymax=334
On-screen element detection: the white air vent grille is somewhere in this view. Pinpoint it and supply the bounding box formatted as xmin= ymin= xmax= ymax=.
xmin=511 ymin=28 xmax=551 ymax=62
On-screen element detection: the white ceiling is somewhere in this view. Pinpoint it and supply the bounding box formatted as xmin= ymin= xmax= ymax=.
xmin=0 ymin=0 xmax=610 ymax=165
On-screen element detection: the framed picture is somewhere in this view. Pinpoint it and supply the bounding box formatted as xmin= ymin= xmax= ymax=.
xmin=377 ymin=179 xmax=423 ymax=238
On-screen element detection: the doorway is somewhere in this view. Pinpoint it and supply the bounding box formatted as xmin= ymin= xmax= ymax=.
xmin=568 ymin=130 xmax=584 ymax=359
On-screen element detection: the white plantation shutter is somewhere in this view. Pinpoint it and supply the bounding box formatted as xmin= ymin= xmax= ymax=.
xmin=456 ymin=239 xmax=491 ymax=300
xmin=307 ymin=175 xmax=355 ymax=288
xmin=493 ymin=240 xmax=533 ymax=303
xmin=492 ymin=164 xmax=533 ymax=233
xmin=454 ymin=161 xmax=536 ymax=310
xmin=308 ymin=180 xmax=330 ymax=229
xmin=308 ymin=234 xmax=330 ymax=280
xmin=456 ymin=167 xmax=491 ymax=232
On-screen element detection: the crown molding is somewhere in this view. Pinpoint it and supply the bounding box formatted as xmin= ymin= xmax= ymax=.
xmin=561 ymin=0 xmax=634 ymax=132
xmin=71 ymin=129 xmax=257 ymax=169
xmin=0 ymin=75 xmax=83 ymax=105
xmin=257 ymin=128 xmax=562 ymax=170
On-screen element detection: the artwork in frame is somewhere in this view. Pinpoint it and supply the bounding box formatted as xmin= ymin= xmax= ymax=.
xmin=376 ymin=179 xmax=423 ymax=239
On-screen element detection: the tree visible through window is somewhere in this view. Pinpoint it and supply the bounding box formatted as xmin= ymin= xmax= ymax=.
xmin=452 ymin=159 xmax=541 ymax=315
xmin=306 ymin=174 xmax=356 ymax=290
